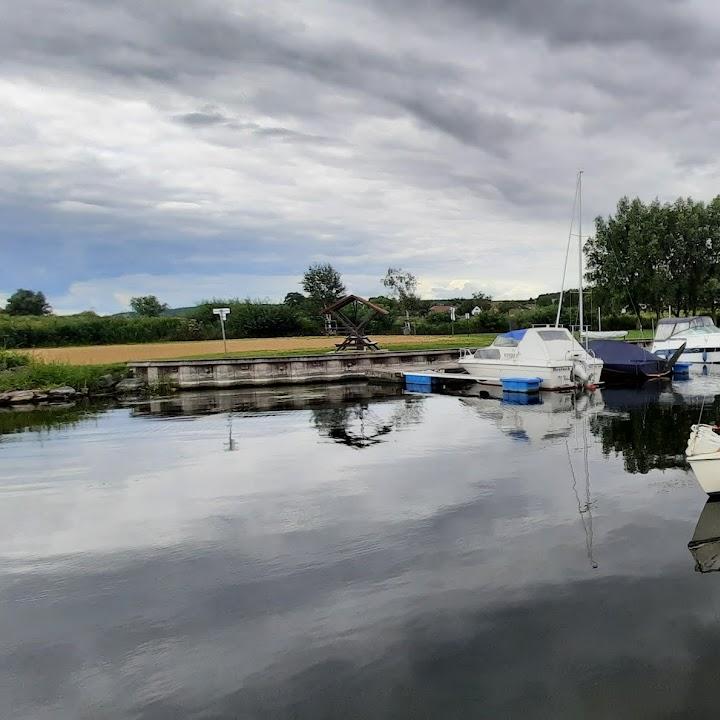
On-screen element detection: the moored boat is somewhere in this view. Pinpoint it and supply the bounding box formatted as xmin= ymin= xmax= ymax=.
xmin=588 ymin=338 xmax=683 ymax=384
xmin=652 ymin=316 xmax=720 ymax=364
xmin=686 ymin=424 xmax=720 ymax=494
xmin=458 ymin=327 xmax=603 ymax=390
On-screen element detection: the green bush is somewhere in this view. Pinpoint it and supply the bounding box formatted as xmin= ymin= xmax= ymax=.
xmin=0 ymin=350 xmax=31 ymax=369
xmin=192 ymin=300 xmax=307 ymax=338
xmin=0 ymin=360 xmax=126 ymax=392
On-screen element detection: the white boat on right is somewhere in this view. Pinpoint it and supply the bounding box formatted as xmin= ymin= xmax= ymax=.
xmin=652 ymin=316 xmax=720 ymax=364
xmin=686 ymin=424 xmax=720 ymax=495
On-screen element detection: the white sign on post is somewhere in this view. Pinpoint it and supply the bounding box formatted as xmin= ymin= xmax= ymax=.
xmin=213 ymin=307 xmax=231 ymax=354
xmin=212 ymin=307 xmax=231 ymax=321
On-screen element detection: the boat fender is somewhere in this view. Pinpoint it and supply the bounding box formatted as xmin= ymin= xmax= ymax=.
xmin=703 ymin=350 xmax=708 ymax=363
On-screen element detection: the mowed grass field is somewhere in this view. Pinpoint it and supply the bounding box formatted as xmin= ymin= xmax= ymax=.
xmin=25 ymin=329 xmax=653 ymax=366
xmin=28 ymin=334 xmax=498 ymax=365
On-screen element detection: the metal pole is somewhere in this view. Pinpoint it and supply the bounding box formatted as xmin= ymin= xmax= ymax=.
xmin=578 ymin=170 xmax=585 ymax=347
xmin=220 ymin=316 xmax=227 ymax=355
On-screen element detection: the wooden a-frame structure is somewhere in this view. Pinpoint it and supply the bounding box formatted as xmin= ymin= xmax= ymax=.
xmin=323 ymin=294 xmax=389 ymax=351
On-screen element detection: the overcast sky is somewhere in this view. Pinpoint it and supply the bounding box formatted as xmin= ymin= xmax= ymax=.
xmin=2 ymin=0 xmax=719 ymax=314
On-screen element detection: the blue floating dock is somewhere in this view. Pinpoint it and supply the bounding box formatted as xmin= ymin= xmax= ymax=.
xmin=502 ymin=391 xmax=543 ymax=405
xmin=673 ymin=362 xmax=690 ymax=377
xmin=404 ymin=373 xmax=437 ymax=394
xmin=500 ymin=377 xmax=542 ymax=394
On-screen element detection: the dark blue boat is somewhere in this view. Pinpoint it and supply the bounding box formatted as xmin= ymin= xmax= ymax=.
xmin=588 ymin=339 xmax=684 ymax=384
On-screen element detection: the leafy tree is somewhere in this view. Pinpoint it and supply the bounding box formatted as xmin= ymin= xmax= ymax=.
xmin=283 ymin=292 xmax=306 ymax=307
xmin=382 ymin=267 xmax=419 ymax=312
xmin=302 ymin=263 xmax=345 ymax=311
xmin=586 ymin=195 xmax=720 ymax=321
xmin=4 ymin=289 xmax=51 ymax=316
xmin=130 ymin=295 xmax=168 ymax=317
xmin=471 ymin=291 xmax=492 ymax=310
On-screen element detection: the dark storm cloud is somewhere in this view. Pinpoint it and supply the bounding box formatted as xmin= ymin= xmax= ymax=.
xmin=0 ymin=0 xmax=526 ymax=154
xmin=391 ymin=0 xmax=719 ymax=62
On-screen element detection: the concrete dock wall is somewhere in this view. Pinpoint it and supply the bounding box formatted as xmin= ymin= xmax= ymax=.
xmin=128 ymin=349 xmax=461 ymax=389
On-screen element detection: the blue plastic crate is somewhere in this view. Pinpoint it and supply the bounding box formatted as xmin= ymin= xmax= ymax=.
xmin=500 ymin=376 xmax=542 ymax=393
xmin=404 ymin=374 xmax=434 ymax=392
xmin=673 ymin=362 xmax=690 ymax=376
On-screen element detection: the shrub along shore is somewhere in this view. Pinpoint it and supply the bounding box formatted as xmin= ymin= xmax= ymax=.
xmin=0 ymin=298 xmax=645 ymax=349
xmin=0 ymin=351 xmax=139 ymax=406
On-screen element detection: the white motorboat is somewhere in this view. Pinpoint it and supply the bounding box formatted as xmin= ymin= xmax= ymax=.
xmin=686 ymin=424 xmax=720 ymax=494
xmin=457 ymin=327 xmax=603 ymax=390
xmin=652 ymin=316 xmax=720 ymax=364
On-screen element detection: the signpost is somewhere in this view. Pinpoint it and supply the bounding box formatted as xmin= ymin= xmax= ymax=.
xmin=450 ymin=306 xmax=456 ymax=335
xmin=212 ymin=307 xmax=230 ymax=355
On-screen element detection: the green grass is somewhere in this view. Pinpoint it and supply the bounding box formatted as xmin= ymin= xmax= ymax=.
xmin=170 ymin=334 xmax=498 ymax=360
xmin=0 ymin=350 xmax=32 ymax=370
xmin=0 ymin=360 xmax=126 ymax=393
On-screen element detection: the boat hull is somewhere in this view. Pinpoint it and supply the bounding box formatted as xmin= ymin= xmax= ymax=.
xmin=688 ymin=455 xmax=720 ymax=495
xmin=600 ymin=363 xmax=671 ymax=384
xmin=652 ymin=339 xmax=720 ymax=364
xmin=457 ymin=361 xmax=579 ymax=390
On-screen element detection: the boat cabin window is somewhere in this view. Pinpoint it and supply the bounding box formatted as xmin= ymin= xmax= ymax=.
xmin=494 ymin=336 xmax=519 ymax=347
xmin=537 ymin=330 xmax=571 ymax=342
xmin=654 ymin=323 xmax=675 ymax=341
xmin=474 ymin=348 xmax=501 ymax=359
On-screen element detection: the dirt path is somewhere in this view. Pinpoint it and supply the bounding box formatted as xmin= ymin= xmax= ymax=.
xmin=28 ymin=335 xmax=459 ymax=365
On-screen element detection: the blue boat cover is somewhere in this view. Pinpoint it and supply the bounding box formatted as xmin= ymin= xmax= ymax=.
xmin=500 ymin=329 xmax=527 ymax=342
xmin=587 ymin=339 xmax=659 ymax=365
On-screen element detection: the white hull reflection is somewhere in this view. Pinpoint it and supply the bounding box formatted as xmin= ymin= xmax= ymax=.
xmin=688 ymin=499 xmax=720 ymax=572
xmin=459 ymin=386 xmax=604 ymax=445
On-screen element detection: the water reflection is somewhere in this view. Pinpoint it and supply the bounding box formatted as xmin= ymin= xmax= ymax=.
xmin=0 ymin=400 xmax=108 ymax=439
xmin=459 ymin=386 xmax=604 ymax=445
xmin=129 ymin=382 xmax=405 ymax=419
xmin=4 ymin=377 xmax=720 ymax=718
xmin=312 ymin=397 xmax=424 ymax=449
xmin=689 ymin=499 xmax=720 ymax=573
xmin=589 ymin=385 xmax=720 ymax=474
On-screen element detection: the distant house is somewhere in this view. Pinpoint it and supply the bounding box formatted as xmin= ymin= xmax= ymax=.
xmin=428 ymin=304 xmax=455 ymax=314
xmin=471 ymin=306 xmax=482 ymax=316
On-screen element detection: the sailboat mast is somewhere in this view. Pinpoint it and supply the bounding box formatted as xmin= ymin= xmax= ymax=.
xmin=578 ymin=170 xmax=585 ymax=346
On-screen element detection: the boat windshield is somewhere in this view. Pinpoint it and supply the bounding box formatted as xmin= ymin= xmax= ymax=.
xmin=655 ymin=316 xmax=720 ymax=340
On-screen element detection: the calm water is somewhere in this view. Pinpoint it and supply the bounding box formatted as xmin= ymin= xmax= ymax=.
xmin=3 ymin=376 xmax=720 ymax=719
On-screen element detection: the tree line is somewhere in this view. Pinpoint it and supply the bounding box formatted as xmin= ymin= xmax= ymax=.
xmin=586 ymin=195 xmax=720 ymax=323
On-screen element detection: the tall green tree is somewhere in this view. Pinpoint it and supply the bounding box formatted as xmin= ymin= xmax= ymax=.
xmin=302 ymin=263 xmax=345 ymax=311
xmin=4 ymin=289 xmax=51 ymax=316
xmin=586 ymin=195 xmax=720 ymax=320
xmin=130 ymin=295 xmax=168 ymax=317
